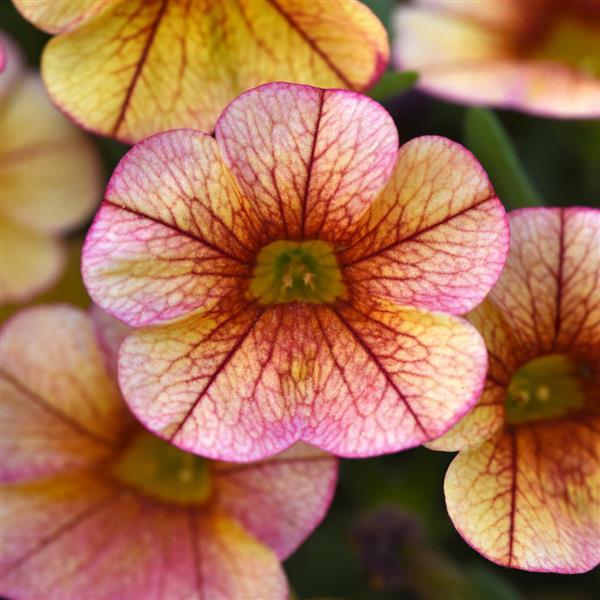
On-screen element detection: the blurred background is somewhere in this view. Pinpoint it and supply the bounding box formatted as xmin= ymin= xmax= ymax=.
xmin=1 ymin=0 xmax=598 ymax=598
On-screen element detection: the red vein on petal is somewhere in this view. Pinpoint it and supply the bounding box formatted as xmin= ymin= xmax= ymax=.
xmin=507 ymin=427 xmax=518 ymax=568
xmin=329 ymin=307 xmax=429 ymax=437
xmin=300 ymin=90 xmax=325 ymax=239
xmin=0 ymin=368 xmax=118 ymax=448
xmin=187 ymin=509 xmax=205 ymax=600
xmin=103 ymin=200 xmax=252 ymax=267
xmin=1 ymin=489 xmax=121 ymax=577
xmin=341 ymin=195 xmax=495 ymax=267
xmin=167 ymin=307 xmax=267 ymax=442
xmin=552 ymin=209 xmax=566 ymax=351
xmin=111 ymin=0 xmax=169 ymax=137
xmin=265 ymin=0 xmax=355 ymax=89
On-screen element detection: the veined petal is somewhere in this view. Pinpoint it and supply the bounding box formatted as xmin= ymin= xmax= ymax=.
xmin=1 ymin=75 xmax=101 ymax=234
xmin=216 ymin=83 xmax=398 ymax=241
xmin=39 ymin=0 xmax=388 ymax=142
xmin=1 ymin=477 xmax=287 ymax=599
xmin=82 ymin=129 xmax=257 ymax=327
xmin=426 ymin=300 xmax=515 ymax=451
xmin=119 ymin=302 xmax=487 ymax=460
xmin=445 ymin=419 xmax=600 ymax=573
xmin=487 ymin=208 xmax=600 ymax=358
xmin=90 ymin=305 xmax=131 ymax=376
xmin=340 ymin=136 xmax=509 ymax=315
xmin=0 ymin=306 xmax=127 ymax=481
xmin=214 ymin=443 xmax=337 ymax=559
xmin=12 ymin=0 xmax=108 ymax=34
xmin=0 ymin=221 xmax=64 ymax=305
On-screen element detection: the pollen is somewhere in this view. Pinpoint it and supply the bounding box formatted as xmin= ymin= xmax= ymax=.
xmin=110 ymin=431 xmax=212 ymax=505
xmin=250 ymin=240 xmax=347 ymax=305
xmin=505 ymin=354 xmax=587 ymax=424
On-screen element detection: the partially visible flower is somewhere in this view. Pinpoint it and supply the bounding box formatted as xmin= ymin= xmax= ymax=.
xmin=0 ymin=305 xmax=337 ymax=599
xmin=394 ymin=0 xmax=600 ymax=118
xmin=82 ymin=82 xmax=509 ymax=462
xmin=431 ymin=208 xmax=600 ymax=573
xmin=0 ymin=33 xmax=101 ymax=305
xmin=13 ymin=0 xmax=389 ymax=143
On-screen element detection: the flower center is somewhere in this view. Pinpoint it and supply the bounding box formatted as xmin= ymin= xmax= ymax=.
xmin=532 ymin=17 xmax=600 ymax=77
xmin=250 ymin=240 xmax=346 ymax=305
xmin=505 ymin=354 xmax=589 ymax=424
xmin=111 ymin=431 xmax=212 ymax=505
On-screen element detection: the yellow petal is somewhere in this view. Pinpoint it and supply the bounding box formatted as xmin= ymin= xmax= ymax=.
xmin=41 ymin=0 xmax=388 ymax=142
xmin=0 ymin=221 xmax=64 ymax=304
xmin=12 ymin=0 xmax=108 ymax=34
xmin=1 ymin=75 xmax=101 ymax=234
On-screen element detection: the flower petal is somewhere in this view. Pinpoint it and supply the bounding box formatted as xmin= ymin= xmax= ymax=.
xmin=214 ymin=442 xmax=337 ymax=559
xmin=40 ymin=0 xmax=388 ymax=142
xmin=0 ymin=306 xmax=127 ymax=481
xmin=488 ymin=207 xmax=600 ymax=358
xmin=340 ymin=136 xmax=509 ymax=315
xmin=445 ymin=418 xmax=600 ymax=572
xmin=426 ymin=300 xmax=514 ymax=451
xmin=1 ymin=75 xmax=101 ymax=234
xmin=0 ymin=222 xmax=64 ymax=305
xmin=393 ymin=3 xmax=600 ymax=119
xmin=12 ymin=0 xmax=108 ymax=33
xmin=1 ymin=476 xmax=287 ymax=599
xmin=119 ymin=302 xmax=487 ymax=460
xmin=215 ymin=83 xmax=398 ymax=241
xmin=90 ymin=305 xmax=131 ymax=376
xmin=83 ymin=129 xmax=257 ymax=327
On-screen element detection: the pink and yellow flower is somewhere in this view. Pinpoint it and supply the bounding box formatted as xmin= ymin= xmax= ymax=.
xmin=0 ymin=33 xmax=101 ymax=304
xmin=0 ymin=304 xmax=337 ymax=599
xmin=13 ymin=0 xmax=388 ymax=143
xmin=82 ymin=82 xmax=509 ymax=462
xmin=394 ymin=0 xmax=600 ymax=118
xmin=431 ymin=207 xmax=600 ymax=573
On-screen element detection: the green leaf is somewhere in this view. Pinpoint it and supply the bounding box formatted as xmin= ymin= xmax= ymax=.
xmin=464 ymin=108 xmax=543 ymax=209
xmin=368 ymin=71 xmax=419 ymax=102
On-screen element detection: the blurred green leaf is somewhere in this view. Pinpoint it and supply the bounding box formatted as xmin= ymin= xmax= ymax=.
xmin=464 ymin=108 xmax=542 ymax=209
xmin=368 ymin=71 xmax=418 ymax=102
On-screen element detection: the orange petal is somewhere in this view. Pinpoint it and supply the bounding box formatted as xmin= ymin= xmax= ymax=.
xmin=340 ymin=136 xmax=509 ymax=315
xmin=445 ymin=419 xmax=600 ymax=572
xmin=1 ymin=75 xmax=101 ymax=235
xmin=40 ymin=0 xmax=388 ymax=142
xmin=214 ymin=442 xmax=337 ymax=559
xmin=393 ymin=1 xmax=600 ymax=118
xmin=83 ymin=129 xmax=257 ymax=327
xmin=0 ymin=306 xmax=127 ymax=482
xmin=12 ymin=0 xmax=108 ymax=33
xmin=119 ymin=302 xmax=487 ymax=461
xmin=1 ymin=476 xmax=288 ymax=599
xmin=215 ymin=83 xmax=398 ymax=241
xmin=0 ymin=33 xmax=23 ymax=98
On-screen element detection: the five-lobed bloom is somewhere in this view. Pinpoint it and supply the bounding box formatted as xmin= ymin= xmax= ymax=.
xmin=431 ymin=208 xmax=600 ymax=573
xmin=83 ymin=82 xmax=509 ymax=462
xmin=394 ymin=0 xmax=600 ymax=118
xmin=0 ymin=305 xmax=337 ymax=599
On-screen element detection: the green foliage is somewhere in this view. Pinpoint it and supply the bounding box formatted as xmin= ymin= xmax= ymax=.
xmin=368 ymin=71 xmax=419 ymax=102
xmin=464 ymin=108 xmax=543 ymax=209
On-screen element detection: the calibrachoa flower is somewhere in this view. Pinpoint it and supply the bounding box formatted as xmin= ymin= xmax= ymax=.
xmin=83 ymin=82 xmax=509 ymax=461
xmin=0 ymin=305 xmax=337 ymax=599
xmin=0 ymin=33 xmax=100 ymax=304
xmin=13 ymin=0 xmax=388 ymax=143
xmin=394 ymin=0 xmax=600 ymax=118
xmin=430 ymin=208 xmax=600 ymax=573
